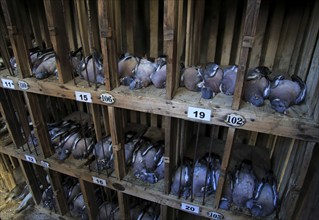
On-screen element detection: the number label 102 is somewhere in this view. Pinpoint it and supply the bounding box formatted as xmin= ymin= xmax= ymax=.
xmin=224 ymin=113 xmax=246 ymax=127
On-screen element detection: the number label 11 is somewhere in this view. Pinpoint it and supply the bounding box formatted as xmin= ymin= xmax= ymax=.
xmin=1 ymin=78 xmax=15 ymax=89
xmin=75 ymin=91 xmax=92 ymax=103
xmin=187 ymin=107 xmax=211 ymax=122
xmin=181 ymin=203 xmax=200 ymax=214
xmin=92 ymin=176 xmax=107 ymax=186
xmin=25 ymin=155 xmax=37 ymax=164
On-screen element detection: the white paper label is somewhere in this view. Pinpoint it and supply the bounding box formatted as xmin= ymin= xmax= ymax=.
xmin=75 ymin=91 xmax=92 ymax=103
xmin=92 ymin=176 xmax=107 ymax=186
xmin=207 ymin=211 xmax=224 ymax=219
xmin=18 ymin=80 xmax=29 ymax=90
xmin=1 ymin=78 xmax=15 ymax=89
xmin=100 ymin=93 xmax=115 ymax=104
xmin=224 ymin=113 xmax=246 ymax=127
xmin=181 ymin=203 xmax=200 ymax=214
xmin=40 ymin=160 xmax=50 ymax=168
xmin=187 ymin=106 xmax=211 ymax=122
xmin=25 ymin=155 xmax=37 ymax=164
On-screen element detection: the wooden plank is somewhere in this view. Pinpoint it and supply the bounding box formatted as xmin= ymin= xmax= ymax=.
xmin=164 ymin=116 xmax=177 ymax=194
xmin=248 ymin=131 xmax=258 ymax=146
xmin=277 ymin=139 xmax=295 ymax=191
xmin=150 ymin=0 xmax=159 ymax=58
xmin=164 ymin=0 xmax=178 ymax=99
xmin=117 ymin=192 xmax=130 ymax=220
xmin=47 ymin=170 xmax=68 ymax=215
xmin=125 ymin=0 xmax=135 ymax=53
xmin=205 ymin=0 xmax=221 ymax=62
xmin=0 ymin=153 xmax=16 ymax=191
xmin=43 ymin=0 xmax=73 ymax=83
xmin=279 ymin=141 xmax=316 ymax=219
xmin=232 ymin=0 xmax=261 ymax=110
xmin=79 ymin=179 xmax=99 ymax=220
xmin=261 ymin=0 xmax=285 ymax=69
xmin=113 ymin=0 xmax=123 ymax=52
xmin=140 ymin=112 xmax=148 ymax=126
xmin=101 ymin=106 xmax=110 ymax=136
xmin=19 ymin=159 xmax=42 ymax=205
xmin=220 ymin=0 xmax=238 ymax=66
xmin=248 ymin=0 xmax=269 ymax=67
xmin=151 ymin=114 xmax=158 ymax=128
xmin=62 ymin=0 xmax=77 ymax=50
xmin=192 ymin=0 xmax=205 ymax=65
xmin=74 ymin=0 xmax=90 ymax=56
xmin=0 ymin=0 xmax=32 ymax=78
xmin=184 ymin=0 xmax=194 ymax=66
xmin=90 ymin=104 xmax=102 ymax=141
xmin=273 ymin=3 xmax=303 ymax=73
xmin=27 ymin=0 xmax=43 ymax=49
xmin=108 ymin=107 xmax=126 ymax=179
xmin=305 ymin=34 xmax=319 ymax=117
xmin=0 ymin=88 xmax=25 ymax=147
xmin=177 ymin=0 xmax=185 ymax=65
xmin=86 ymin=0 xmax=101 ymax=53
xmin=98 ymin=0 xmax=119 ymax=91
xmin=24 ymin=92 xmax=53 ymax=158
xmin=294 ymin=1 xmax=319 ymax=80
xmin=36 ymin=0 xmax=52 ymax=48
xmin=214 ymin=127 xmax=235 ymax=208
xmin=289 ymin=2 xmax=312 ymax=76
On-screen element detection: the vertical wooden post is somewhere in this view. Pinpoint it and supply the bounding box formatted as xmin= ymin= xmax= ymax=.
xmin=79 ymin=179 xmax=99 ymax=220
xmin=24 ymin=92 xmax=54 ymax=158
xmin=62 ymin=0 xmax=77 ymax=50
xmin=150 ymin=0 xmax=159 ymax=58
xmin=43 ymin=0 xmax=73 ymax=83
xmin=0 ymin=88 xmax=25 ymax=148
xmin=164 ymin=0 xmax=178 ymax=100
xmin=164 ymin=116 xmax=177 ymax=194
xmin=90 ymin=104 xmax=102 ymax=141
xmin=214 ymin=127 xmax=236 ymax=208
xmin=117 ymin=192 xmax=131 ymax=220
xmin=107 ymin=106 xmax=126 ymax=179
xmin=232 ymin=0 xmax=261 ymax=110
xmin=0 ymin=0 xmax=32 ymax=78
xmin=98 ymin=0 xmax=119 ymax=91
xmin=47 ymin=169 xmax=68 ymax=215
xmin=36 ymin=0 xmax=52 ymax=48
xmin=19 ymin=159 xmax=42 ymax=205
xmin=192 ymin=0 xmax=205 ymax=65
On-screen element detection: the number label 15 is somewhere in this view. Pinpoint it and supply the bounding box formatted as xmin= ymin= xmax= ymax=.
xmin=187 ymin=107 xmax=211 ymax=122
xmin=75 ymin=91 xmax=92 ymax=103
xmin=181 ymin=203 xmax=200 ymax=214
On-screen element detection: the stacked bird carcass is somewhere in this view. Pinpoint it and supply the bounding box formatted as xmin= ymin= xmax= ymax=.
xmin=92 ymin=126 xmax=165 ymax=184
xmin=9 ymin=47 xmax=105 ymax=84
xmin=181 ymin=63 xmax=307 ymax=114
xmin=171 ymin=156 xmax=280 ymax=218
xmin=118 ymin=53 xmax=167 ymax=89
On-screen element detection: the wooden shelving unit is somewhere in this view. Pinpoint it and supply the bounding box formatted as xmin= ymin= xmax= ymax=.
xmin=0 ymin=0 xmax=318 ymax=219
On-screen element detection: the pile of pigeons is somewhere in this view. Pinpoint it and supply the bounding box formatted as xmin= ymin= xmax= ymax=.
xmin=171 ymin=155 xmax=279 ymax=218
xmin=10 ymin=47 xmax=105 ymax=84
xmin=118 ymin=53 xmax=166 ymax=89
xmin=181 ymin=63 xmax=307 ymax=114
xmin=92 ymin=131 xmax=165 ymax=184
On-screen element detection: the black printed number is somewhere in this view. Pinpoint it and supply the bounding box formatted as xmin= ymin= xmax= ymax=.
xmin=193 ymin=111 xmax=205 ymax=119
xmin=79 ymin=94 xmax=88 ymax=101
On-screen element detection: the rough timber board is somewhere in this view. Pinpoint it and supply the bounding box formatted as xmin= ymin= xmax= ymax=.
xmin=0 ymin=70 xmax=318 ymax=142
xmin=0 ymin=144 xmax=249 ymax=220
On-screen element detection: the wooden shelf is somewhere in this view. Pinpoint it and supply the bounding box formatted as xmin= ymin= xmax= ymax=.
xmin=1 ymin=70 xmax=318 ymax=142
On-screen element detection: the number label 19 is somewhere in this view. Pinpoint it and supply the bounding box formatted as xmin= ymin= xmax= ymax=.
xmin=207 ymin=211 xmax=224 ymax=219
xmin=75 ymin=91 xmax=92 ymax=103
xmin=187 ymin=107 xmax=211 ymax=122
xmin=92 ymin=176 xmax=107 ymax=186
xmin=224 ymin=113 xmax=246 ymax=127
xmin=181 ymin=203 xmax=200 ymax=214
xmin=25 ymin=155 xmax=37 ymax=164
xmin=1 ymin=78 xmax=15 ymax=89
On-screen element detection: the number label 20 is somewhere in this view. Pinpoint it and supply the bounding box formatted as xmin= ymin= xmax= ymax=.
xmin=181 ymin=203 xmax=200 ymax=214
xmin=224 ymin=113 xmax=246 ymax=127
xmin=187 ymin=107 xmax=211 ymax=122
